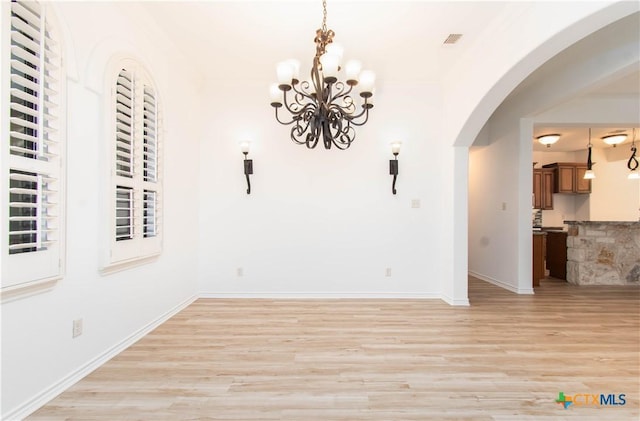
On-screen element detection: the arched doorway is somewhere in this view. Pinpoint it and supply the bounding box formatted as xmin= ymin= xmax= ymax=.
xmin=445 ymin=3 xmax=639 ymax=304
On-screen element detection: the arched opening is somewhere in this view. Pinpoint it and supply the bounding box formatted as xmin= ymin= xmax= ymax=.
xmin=444 ymin=3 xmax=639 ymax=304
xmin=466 ymin=11 xmax=639 ymax=298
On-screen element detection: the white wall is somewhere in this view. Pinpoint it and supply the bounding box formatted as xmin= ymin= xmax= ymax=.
xmin=1 ymin=3 xmax=202 ymax=418
xmin=589 ymin=147 xmax=640 ymax=221
xmin=197 ymin=79 xmax=447 ymax=297
xmin=469 ymin=132 xmax=522 ymax=291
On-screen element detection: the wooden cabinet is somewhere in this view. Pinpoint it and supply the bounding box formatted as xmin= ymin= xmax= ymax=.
xmin=542 ymin=162 xmax=591 ymax=194
xmin=533 ymin=233 xmax=546 ymax=287
xmin=533 ymin=169 xmax=554 ymax=209
xmin=574 ymin=165 xmax=592 ymax=193
xmin=545 ymin=231 xmax=567 ymax=280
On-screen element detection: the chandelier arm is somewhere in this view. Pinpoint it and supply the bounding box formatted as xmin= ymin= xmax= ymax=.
xmin=283 ymin=101 xmax=317 ymax=120
xmin=291 ymin=117 xmax=313 ymax=144
xmin=342 ymin=97 xmax=372 ymax=121
xmin=282 ymin=90 xmax=311 ymax=116
xmin=325 ymin=110 xmax=355 ymax=150
xmin=344 ymin=108 xmax=371 ymax=127
xmin=327 ymin=98 xmax=357 ymax=117
xmin=291 ymin=82 xmax=317 ymax=103
xmin=291 ymin=126 xmax=309 ymax=145
xmin=327 ymin=82 xmax=353 ymax=103
xmin=305 ymin=122 xmax=321 ymax=149
xmin=274 ymin=107 xmax=302 ymax=126
xmin=332 ymin=132 xmax=353 ymax=149
xmin=332 ymin=127 xmax=355 ymax=150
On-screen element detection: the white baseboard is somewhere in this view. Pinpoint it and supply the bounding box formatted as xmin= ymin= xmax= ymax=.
xmin=469 ymin=271 xmax=534 ymax=295
xmin=199 ymin=291 xmax=442 ymax=299
xmin=3 ymin=294 xmax=198 ymax=421
xmin=440 ymin=293 xmax=470 ymax=306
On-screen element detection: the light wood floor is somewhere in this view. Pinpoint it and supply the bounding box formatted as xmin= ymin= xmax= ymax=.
xmin=29 ymin=277 xmax=639 ymax=420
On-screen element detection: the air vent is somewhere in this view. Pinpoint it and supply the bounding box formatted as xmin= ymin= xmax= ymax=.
xmin=443 ymin=34 xmax=463 ymax=44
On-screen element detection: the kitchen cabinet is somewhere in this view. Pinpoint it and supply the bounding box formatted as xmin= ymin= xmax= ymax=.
xmin=542 ymin=162 xmax=592 ymax=194
xmin=533 ymin=232 xmax=546 ymax=287
xmin=545 ymin=231 xmax=567 ymax=280
xmin=533 ymin=168 xmax=554 ymax=209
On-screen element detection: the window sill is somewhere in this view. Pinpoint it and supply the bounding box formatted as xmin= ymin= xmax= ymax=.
xmin=1 ymin=277 xmax=60 ymax=304
xmin=100 ymin=253 xmax=160 ymax=276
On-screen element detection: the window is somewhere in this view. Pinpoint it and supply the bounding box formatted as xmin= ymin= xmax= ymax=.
xmin=2 ymin=0 xmax=65 ymax=292
xmin=105 ymin=61 xmax=162 ymax=271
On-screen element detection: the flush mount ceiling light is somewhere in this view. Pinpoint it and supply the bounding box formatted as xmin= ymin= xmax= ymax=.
xmin=602 ymin=133 xmax=627 ymax=147
xmin=537 ymin=134 xmax=561 ymax=148
xmin=269 ymin=0 xmax=375 ymax=150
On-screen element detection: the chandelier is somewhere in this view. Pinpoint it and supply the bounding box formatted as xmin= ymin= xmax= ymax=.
xmin=269 ymin=0 xmax=375 ymax=150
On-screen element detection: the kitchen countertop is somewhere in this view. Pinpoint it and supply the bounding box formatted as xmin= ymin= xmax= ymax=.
xmin=541 ymin=226 xmax=567 ymax=232
xmin=565 ymin=220 xmax=639 ymax=226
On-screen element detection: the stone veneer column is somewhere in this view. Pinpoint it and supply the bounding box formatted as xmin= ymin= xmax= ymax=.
xmin=566 ymin=221 xmax=640 ymax=285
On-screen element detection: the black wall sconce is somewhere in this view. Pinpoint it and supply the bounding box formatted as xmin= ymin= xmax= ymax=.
xmin=389 ymin=141 xmax=401 ymax=195
xmin=240 ymin=141 xmax=253 ymax=194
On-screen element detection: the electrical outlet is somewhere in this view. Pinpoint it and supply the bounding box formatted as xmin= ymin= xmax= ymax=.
xmin=385 ymin=267 xmax=392 ymax=277
xmin=411 ymin=199 xmax=421 ymax=209
xmin=237 ymin=267 xmax=243 ymax=277
xmin=72 ymin=318 xmax=83 ymax=338
xmin=501 ymin=202 xmax=507 ymax=211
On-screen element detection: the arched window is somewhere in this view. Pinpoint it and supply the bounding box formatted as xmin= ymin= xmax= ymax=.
xmin=106 ymin=60 xmax=162 ymax=271
xmin=2 ymin=0 xmax=65 ymax=293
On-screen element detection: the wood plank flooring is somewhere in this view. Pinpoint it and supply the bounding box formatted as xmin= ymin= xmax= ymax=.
xmin=28 ymin=278 xmax=639 ymax=420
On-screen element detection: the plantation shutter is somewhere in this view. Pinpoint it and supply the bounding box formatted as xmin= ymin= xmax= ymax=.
xmin=4 ymin=0 xmax=63 ymax=289
xmin=143 ymin=85 xmax=157 ymax=183
xmin=115 ymin=69 xmax=133 ymax=178
xmin=142 ymin=84 xmax=159 ymax=239
xmin=108 ymin=64 xmax=162 ymax=267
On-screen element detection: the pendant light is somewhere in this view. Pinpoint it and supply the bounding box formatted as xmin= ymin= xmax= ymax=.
xmin=628 ymin=128 xmax=639 ymax=180
xmin=583 ymin=128 xmax=595 ymax=180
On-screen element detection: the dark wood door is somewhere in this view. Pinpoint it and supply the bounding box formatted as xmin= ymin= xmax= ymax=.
xmin=546 ymin=231 xmax=567 ymax=280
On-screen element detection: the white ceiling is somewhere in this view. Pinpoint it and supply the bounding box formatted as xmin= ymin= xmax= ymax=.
xmin=138 ymin=1 xmax=639 ymax=153
xmin=140 ymin=1 xmax=515 ymax=83
xmin=533 ymin=71 xmax=640 ymax=152
xmin=533 ymin=125 xmax=639 ymax=152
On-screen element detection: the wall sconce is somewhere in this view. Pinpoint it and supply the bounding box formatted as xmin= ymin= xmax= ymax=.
xmin=240 ymin=141 xmax=253 ymax=194
xmin=389 ymin=141 xmax=401 ymax=195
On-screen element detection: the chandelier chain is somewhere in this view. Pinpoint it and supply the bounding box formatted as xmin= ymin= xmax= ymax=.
xmin=322 ymin=0 xmax=327 ymax=32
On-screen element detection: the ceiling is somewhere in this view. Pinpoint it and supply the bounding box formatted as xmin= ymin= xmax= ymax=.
xmin=139 ymin=1 xmax=516 ymax=83
xmin=533 ymin=125 xmax=639 ymax=152
xmin=138 ymin=1 xmax=639 ymax=153
xmin=533 ymin=71 xmax=640 ymax=152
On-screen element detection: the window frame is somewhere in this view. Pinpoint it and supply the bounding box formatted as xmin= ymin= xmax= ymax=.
xmin=1 ymin=0 xmax=66 ymax=298
xmin=101 ymin=58 xmax=163 ymax=275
